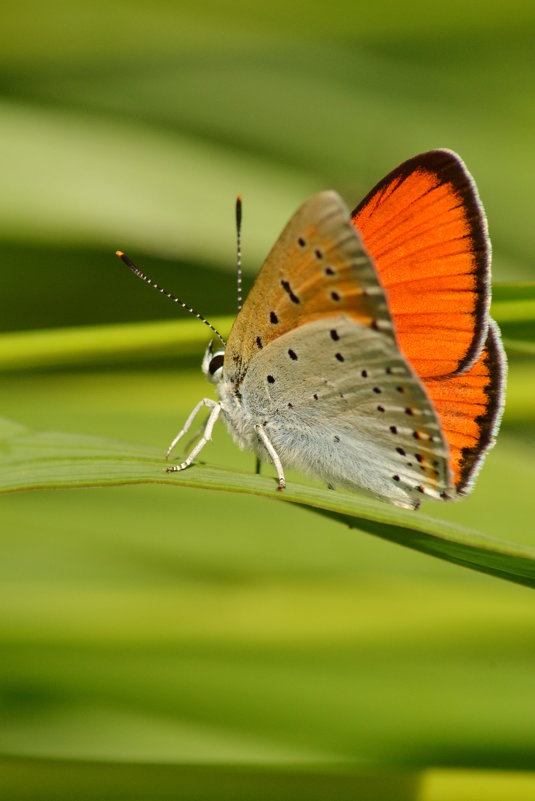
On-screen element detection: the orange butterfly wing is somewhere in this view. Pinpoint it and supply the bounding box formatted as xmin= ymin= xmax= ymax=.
xmin=352 ymin=150 xmax=506 ymax=497
xmin=424 ymin=320 xmax=506 ymax=494
xmin=351 ymin=150 xmax=490 ymax=379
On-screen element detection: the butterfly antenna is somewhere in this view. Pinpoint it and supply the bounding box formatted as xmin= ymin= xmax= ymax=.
xmin=236 ymin=194 xmax=243 ymax=311
xmin=116 ymin=251 xmax=226 ymax=346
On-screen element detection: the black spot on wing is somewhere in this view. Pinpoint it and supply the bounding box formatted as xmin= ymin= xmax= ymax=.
xmin=281 ymin=280 xmax=300 ymax=304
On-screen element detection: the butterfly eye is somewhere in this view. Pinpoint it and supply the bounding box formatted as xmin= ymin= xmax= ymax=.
xmin=208 ymin=353 xmax=225 ymax=376
xmin=202 ymin=344 xmax=225 ymax=383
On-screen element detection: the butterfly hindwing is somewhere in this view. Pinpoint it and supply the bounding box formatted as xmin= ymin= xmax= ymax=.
xmin=351 ymin=150 xmax=490 ymax=379
xmin=240 ymin=317 xmax=451 ymax=508
xmin=424 ymin=319 xmax=506 ymax=495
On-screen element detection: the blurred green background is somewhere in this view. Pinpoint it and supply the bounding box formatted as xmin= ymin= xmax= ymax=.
xmin=1 ymin=1 xmax=535 ymax=799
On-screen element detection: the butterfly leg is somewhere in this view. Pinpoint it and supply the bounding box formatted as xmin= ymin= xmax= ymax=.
xmin=166 ymin=399 xmax=220 ymax=470
xmin=254 ymin=424 xmax=286 ymax=490
xmin=184 ymin=414 xmax=211 ymax=452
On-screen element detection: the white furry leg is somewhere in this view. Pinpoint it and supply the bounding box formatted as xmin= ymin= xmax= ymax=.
xmin=254 ymin=424 xmax=286 ymax=490
xmin=166 ymin=398 xmax=218 ymax=460
xmin=166 ymin=399 xmax=220 ymax=472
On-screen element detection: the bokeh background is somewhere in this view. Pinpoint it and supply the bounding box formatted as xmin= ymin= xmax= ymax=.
xmin=1 ymin=1 xmax=535 ymax=799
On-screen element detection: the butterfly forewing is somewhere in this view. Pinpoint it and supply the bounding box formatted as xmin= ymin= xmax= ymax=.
xmin=240 ymin=317 xmax=451 ymax=508
xmin=351 ymin=150 xmax=490 ymax=379
xmin=225 ymin=191 xmax=394 ymax=385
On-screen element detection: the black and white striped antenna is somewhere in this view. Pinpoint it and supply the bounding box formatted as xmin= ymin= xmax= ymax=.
xmin=115 ymin=251 xmax=226 ymax=346
xmin=236 ymin=194 xmax=243 ymax=311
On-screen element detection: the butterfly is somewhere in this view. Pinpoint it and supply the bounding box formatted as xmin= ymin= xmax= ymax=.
xmin=118 ymin=149 xmax=506 ymax=510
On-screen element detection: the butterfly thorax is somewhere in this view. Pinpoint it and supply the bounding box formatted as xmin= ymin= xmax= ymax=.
xmin=216 ymin=372 xmax=262 ymax=455
xmin=199 ymin=341 xmax=257 ymax=451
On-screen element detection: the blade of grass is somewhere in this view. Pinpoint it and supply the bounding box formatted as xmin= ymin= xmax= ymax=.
xmin=0 ymin=756 xmax=417 ymax=801
xmin=0 ymin=318 xmax=233 ymax=372
xmin=493 ymin=282 xmax=535 ymax=304
xmin=1 ymin=418 xmax=534 ymax=589
xmin=2 ymin=757 xmax=535 ymax=801
xmin=492 ymin=282 xmax=535 ymax=354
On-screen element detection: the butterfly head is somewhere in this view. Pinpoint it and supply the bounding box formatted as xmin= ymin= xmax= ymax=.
xmin=202 ymin=340 xmax=225 ymax=384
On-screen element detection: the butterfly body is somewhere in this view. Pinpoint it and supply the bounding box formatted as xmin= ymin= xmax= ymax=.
xmin=120 ymin=150 xmax=506 ymax=510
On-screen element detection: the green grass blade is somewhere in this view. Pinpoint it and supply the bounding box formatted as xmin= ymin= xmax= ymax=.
xmin=0 ymin=318 xmax=234 ymax=372
xmin=0 ymin=757 xmax=420 ymax=801
xmin=2 ymin=757 xmax=535 ymax=801
xmin=492 ymin=282 xmax=535 ymax=354
xmin=493 ymin=282 xmax=535 ymax=304
xmin=1 ymin=417 xmax=534 ymax=589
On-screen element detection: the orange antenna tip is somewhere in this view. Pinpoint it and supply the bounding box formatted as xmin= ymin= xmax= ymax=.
xmin=116 ymin=250 xmax=136 ymax=268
